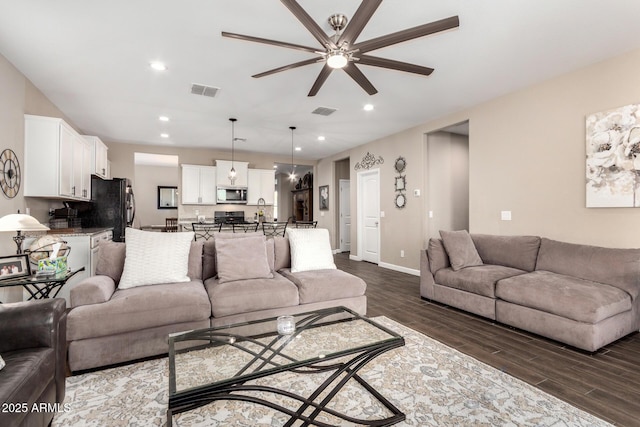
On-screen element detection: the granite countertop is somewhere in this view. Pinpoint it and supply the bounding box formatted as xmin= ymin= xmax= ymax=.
xmin=43 ymin=227 xmax=113 ymax=237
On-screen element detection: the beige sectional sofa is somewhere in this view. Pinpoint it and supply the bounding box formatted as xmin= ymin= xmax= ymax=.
xmin=420 ymin=232 xmax=640 ymax=352
xmin=67 ymin=234 xmax=366 ymax=372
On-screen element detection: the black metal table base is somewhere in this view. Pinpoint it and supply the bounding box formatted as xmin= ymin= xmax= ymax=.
xmin=168 ymin=342 xmax=405 ymax=426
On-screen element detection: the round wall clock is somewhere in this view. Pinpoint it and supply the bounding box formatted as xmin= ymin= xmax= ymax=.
xmin=1 ymin=148 xmax=21 ymax=199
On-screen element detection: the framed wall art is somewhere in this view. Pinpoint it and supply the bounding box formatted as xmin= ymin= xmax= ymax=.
xmin=319 ymin=185 xmax=329 ymax=210
xmin=586 ymin=103 xmax=640 ymax=207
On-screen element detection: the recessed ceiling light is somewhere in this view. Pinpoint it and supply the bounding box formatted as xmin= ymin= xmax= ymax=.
xmin=160 ymin=133 xmax=170 ymax=138
xmin=150 ymin=61 xmax=167 ymax=71
xmin=317 ymin=136 xmax=325 ymax=141
xmin=159 ymin=116 xmax=170 ymax=122
xmin=295 ymin=147 xmax=302 ymax=152
xmin=363 ymin=104 xmax=374 ymax=111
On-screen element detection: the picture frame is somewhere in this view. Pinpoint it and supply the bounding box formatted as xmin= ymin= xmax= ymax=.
xmin=395 ymin=175 xmax=406 ymax=191
xmin=319 ymin=185 xmax=329 ymax=210
xmin=0 ymin=254 xmax=31 ymax=281
xmin=158 ymin=186 xmax=178 ymax=209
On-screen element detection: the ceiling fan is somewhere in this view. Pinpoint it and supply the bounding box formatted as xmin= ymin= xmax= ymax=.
xmin=222 ymin=0 xmax=459 ymax=96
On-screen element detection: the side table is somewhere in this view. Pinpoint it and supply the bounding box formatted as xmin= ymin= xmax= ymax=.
xmin=0 ymin=267 xmax=85 ymax=302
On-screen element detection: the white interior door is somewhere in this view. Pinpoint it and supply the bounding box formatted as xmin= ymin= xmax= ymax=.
xmin=339 ymin=179 xmax=351 ymax=252
xmin=358 ymin=170 xmax=380 ymax=263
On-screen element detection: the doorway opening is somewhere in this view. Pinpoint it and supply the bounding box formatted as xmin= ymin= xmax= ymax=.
xmin=424 ymin=121 xmax=470 ymax=241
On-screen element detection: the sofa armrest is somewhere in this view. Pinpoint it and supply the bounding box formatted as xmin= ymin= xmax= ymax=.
xmin=70 ymin=275 xmax=116 ymax=308
xmin=420 ymin=249 xmax=436 ymax=300
xmin=0 ymin=298 xmax=66 ymax=353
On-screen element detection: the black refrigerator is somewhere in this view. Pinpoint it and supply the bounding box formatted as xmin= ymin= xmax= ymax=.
xmin=75 ymin=176 xmax=135 ymax=242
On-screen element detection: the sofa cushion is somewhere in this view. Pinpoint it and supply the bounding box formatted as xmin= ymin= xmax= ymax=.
xmin=286 ymin=228 xmax=336 ymax=273
xmin=67 ymin=280 xmax=211 ymax=340
xmin=95 ymin=240 xmax=125 ymax=283
xmin=273 ymin=236 xmax=291 ymax=271
xmin=440 ymin=230 xmax=483 ymax=271
xmin=279 ymin=268 xmax=367 ymax=304
xmin=536 ymin=238 xmax=640 ymax=300
xmin=70 ymin=275 xmax=116 ymax=307
xmin=496 ymin=270 xmax=632 ymax=324
xmin=205 ymin=273 xmax=299 ymax=318
xmin=471 ymin=234 xmax=541 ymax=272
xmin=118 ymin=228 xmax=195 ymax=289
xmin=435 ymin=265 xmax=526 ymax=298
xmin=215 ymin=235 xmax=273 ymax=283
xmin=427 ymin=238 xmax=450 ymax=274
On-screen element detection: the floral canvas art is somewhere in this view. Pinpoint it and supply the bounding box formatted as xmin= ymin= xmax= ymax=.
xmin=586 ymin=103 xmax=640 ymax=207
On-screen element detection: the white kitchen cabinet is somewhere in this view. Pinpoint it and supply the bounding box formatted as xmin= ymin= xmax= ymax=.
xmin=216 ymin=160 xmax=248 ymax=187
xmin=84 ymin=135 xmax=109 ymax=179
xmin=24 ymin=114 xmax=92 ymax=201
xmin=181 ymin=164 xmax=217 ymax=205
xmin=247 ymin=169 xmax=275 ymax=205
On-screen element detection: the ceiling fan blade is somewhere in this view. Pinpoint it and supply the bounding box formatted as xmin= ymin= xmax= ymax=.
xmin=252 ymin=58 xmax=322 ymax=78
xmin=222 ymin=31 xmax=320 ymax=54
xmin=343 ymin=63 xmax=378 ymax=95
xmin=280 ymin=0 xmax=336 ymax=49
xmin=353 ymin=15 xmax=459 ymax=53
xmin=357 ymin=55 xmax=434 ymax=76
xmin=337 ymin=0 xmax=383 ymax=46
xmin=308 ymin=64 xmax=333 ymax=97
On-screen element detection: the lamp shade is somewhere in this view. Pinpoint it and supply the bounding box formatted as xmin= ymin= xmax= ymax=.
xmin=0 ymin=214 xmax=50 ymax=232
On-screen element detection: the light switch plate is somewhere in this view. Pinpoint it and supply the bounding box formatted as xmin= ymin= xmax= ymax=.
xmin=501 ymin=211 xmax=512 ymax=221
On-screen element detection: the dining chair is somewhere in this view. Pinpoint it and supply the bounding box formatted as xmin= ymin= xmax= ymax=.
xmin=165 ymin=217 xmax=178 ymax=232
xmin=232 ymin=222 xmax=259 ymax=233
xmin=294 ymin=221 xmax=318 ymax=228
xmin=262 ymin=221 xmax=288 ymax=238
xmin=192 ymin=223 xmax=221 ymax=240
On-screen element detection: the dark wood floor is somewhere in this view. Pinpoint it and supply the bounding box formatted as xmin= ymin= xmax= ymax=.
xmin=334 ymin=253 xmax=640 ymax=426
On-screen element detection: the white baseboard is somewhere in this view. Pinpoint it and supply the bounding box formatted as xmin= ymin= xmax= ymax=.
xmin=378 ymin=262 xmax=420 ymax=276
xmin=349 ymin=254 xmax=362 ymax=261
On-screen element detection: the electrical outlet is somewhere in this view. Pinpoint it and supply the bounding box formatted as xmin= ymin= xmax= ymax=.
xmin=400 ymin=250 xmax=405 ymax=258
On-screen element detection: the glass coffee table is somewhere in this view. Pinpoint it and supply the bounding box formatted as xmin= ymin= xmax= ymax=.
xmin=167 ymin=306 xmax=405 ymax=426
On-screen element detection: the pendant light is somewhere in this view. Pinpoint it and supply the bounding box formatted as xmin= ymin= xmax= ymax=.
xmin=228 ymin=118 xmax=237 ymax=184
xmin=289 ymin=126 xmax=297 ymax=182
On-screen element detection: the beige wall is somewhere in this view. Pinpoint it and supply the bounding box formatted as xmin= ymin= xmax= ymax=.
xmin=315 ymin=47 xmax=640 ymax=274
xmin=134 ymin=164 xmax=180 ymax=226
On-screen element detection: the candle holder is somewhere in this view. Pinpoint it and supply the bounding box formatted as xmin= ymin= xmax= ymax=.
xmin=277 ymin=315 xmax=295 ymax=335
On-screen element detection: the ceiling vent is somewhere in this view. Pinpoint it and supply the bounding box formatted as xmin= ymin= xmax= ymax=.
xmin=191 ymin=83 xmax=220 ymax=98
xmin=311 ymin=106 xmax=337 ymax=116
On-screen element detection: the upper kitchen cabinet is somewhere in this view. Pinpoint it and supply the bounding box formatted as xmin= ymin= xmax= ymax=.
xmin=247 ymin=169 xmax=275 ymax=205
xmin=84 ymin=135 xmax=109 ymax=179
xmin=215 ymin=160 xmax=248 ymax=187
xmin=181 ymin=164 xmax=216 ymax=205
xmin=24 ymin=115 xmax=92 ymax=201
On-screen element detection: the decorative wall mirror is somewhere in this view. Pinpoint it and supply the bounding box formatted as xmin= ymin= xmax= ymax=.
xmin=158 ymin=186 xmax=178 ymax=209
xmin=394 ymin=156 xmax=406 ymax=173
xmin=395 ymin=175 xmax=406 ymax=191
xmin=395 ymin=193 xmax=406 ymax=209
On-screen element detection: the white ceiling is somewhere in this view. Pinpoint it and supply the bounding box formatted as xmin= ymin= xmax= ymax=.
xmin=1 ymin=1 xmax=640 ymax=160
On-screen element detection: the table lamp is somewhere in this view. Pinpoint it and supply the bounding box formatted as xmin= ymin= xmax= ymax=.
xmin=0 ymin=213 xmax=50 ymax=254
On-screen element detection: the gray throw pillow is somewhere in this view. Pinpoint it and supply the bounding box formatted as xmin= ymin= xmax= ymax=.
xmin=439 ymin=230 xmax=483 ymax=271
xmin=216 ymin=235 xmax=273 ymax=283
xmin=95 ymin=240 xmax=126 ymax=284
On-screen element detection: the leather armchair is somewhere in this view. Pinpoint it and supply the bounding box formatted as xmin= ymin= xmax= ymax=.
xmin=0 ymin=299 xmax=67 ymax=427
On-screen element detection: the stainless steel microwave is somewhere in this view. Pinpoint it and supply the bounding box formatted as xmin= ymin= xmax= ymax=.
xmin=216 ymin=186 xmax=248 ymax=204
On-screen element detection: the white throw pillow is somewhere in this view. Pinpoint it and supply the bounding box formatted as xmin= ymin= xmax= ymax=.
xmin=0 ymin=354 xmax=5 ymax=371
xmin=118 ymin=228 xmax=195 ymax=289
xmin=286 ymin=228 xmax=336 ymax=273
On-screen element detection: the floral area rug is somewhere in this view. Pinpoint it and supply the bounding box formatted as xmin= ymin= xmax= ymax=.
xmin=53 ymin=317 xmax=611 ymax=426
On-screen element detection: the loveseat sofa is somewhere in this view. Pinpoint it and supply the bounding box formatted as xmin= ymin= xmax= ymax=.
xmin=0 ymin=298 xmax=67 ymax=427
xmin=67 ymin=231 xmax=367 ymax=372
xmin=420 ymin=232 xmax=640 ymax=352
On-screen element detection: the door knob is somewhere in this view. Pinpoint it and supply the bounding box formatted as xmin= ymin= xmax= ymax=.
xmin=374 ymin=221 xmax=379 ymax=226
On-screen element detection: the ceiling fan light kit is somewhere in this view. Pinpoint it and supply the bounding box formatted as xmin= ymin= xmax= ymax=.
xmin=222 ymin=0 xmax=459 ymax=96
